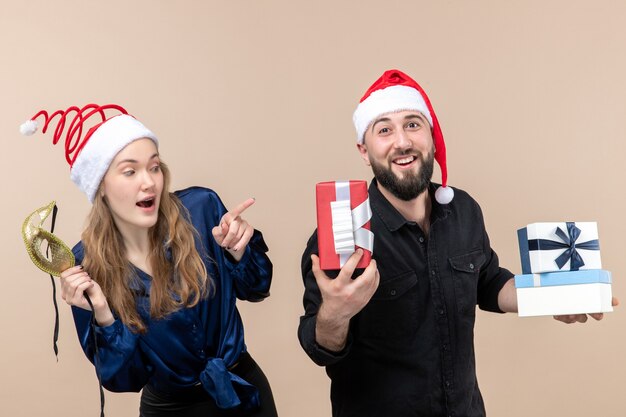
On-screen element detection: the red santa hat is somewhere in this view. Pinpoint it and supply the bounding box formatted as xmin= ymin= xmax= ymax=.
xmin=352 ymin=69 xmax=454 ymax=204
xmin=20 ymin=104 xmax=158 ymax=203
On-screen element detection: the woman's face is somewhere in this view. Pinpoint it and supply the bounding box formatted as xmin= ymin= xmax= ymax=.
xmin=100 ymin=138 xmax=163 ymax=234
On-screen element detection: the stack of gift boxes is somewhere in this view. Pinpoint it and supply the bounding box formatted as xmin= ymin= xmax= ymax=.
xmin=515 ymin=222 xmax=613 ymax=317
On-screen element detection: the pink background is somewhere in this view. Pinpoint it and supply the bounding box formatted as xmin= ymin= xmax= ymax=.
xmin=1 ymin=1 xmax=624 ymax=415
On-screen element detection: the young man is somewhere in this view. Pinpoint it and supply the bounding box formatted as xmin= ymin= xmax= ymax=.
xmin=298 ymin=69 xmax=611 ymax=417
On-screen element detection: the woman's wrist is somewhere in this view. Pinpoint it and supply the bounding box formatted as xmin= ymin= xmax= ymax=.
xmin=225 ymin=247 xmax=244 ymax=262
xmin=92 ymin=299 xmax=115 ymax=327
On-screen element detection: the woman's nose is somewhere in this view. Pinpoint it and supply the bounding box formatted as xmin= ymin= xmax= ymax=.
xmin=141 ymin=170 xmax=155 ymax=189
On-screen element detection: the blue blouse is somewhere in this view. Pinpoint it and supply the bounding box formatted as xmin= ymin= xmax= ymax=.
xmin=71 ymin=187 xmax=273 ymax=409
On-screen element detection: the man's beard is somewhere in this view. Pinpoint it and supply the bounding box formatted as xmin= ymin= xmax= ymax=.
xmin=370 ymin=149 xmax=434 ymax=201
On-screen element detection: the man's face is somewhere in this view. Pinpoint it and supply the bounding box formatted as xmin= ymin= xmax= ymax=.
xmin=357 ymin=110 xmax=434 ymax=201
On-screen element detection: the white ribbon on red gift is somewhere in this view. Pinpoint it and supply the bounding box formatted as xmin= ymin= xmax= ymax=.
xmin=330 ymin=181 xmax=374 ymax=267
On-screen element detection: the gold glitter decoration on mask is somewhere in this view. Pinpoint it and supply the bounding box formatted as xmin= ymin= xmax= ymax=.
xmin=22 ymin=201 xmax=75 ymax=276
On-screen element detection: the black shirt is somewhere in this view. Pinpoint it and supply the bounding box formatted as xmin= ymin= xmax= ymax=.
xmin=299 ymin=180 xmax=513 ymax=417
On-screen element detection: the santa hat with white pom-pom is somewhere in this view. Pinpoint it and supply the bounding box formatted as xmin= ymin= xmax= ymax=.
xmin=20 ymin=104 xmax=157 ymax=203
xmin=353 ymin=69 xmax=454 ymax=204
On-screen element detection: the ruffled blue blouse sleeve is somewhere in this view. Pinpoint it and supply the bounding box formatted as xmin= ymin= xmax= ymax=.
xmin=178 ymin=187 xmax=273 ymax=302
xmin=222 ymin=229 xmax=272 ymax=302
xmin=71 ymin=243 xmax=153 ymax=392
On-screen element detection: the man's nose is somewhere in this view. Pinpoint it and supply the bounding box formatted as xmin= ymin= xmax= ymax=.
xmin=393 ymin=129 xmax=412 ymax=150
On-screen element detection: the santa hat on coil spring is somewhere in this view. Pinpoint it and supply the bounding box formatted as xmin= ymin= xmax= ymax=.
xmin=352 ymin=69 xmax=454 ymax=204
xmin=20 ymin=104 xmax=158 ymax=203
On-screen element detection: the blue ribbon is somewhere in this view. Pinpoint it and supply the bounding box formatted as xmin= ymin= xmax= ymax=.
xmin=527 ymin=222 xmax=600 ymax=270
xmin=199 ymin=357 xmax=260 ymax=411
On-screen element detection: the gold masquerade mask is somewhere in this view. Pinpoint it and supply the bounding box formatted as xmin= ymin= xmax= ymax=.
xmin=21 ymin=201 xmax=75 ymax=276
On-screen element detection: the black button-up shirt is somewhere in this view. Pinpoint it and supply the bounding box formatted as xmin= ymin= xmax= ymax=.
xmin=299 ymin=180 xmax=513 ymax=417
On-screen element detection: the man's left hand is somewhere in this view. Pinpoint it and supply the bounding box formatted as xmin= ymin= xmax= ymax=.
xmin=553 ymin=297 xmax=619 ymax=324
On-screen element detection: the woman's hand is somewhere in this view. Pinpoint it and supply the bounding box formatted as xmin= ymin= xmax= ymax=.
xmin=60 ymin=265 xmax=96 ymax=310
xmin=212 ymin=198 xmax=256 ymax=262
xmin=60 ymin=265 xmax=115 ymax=326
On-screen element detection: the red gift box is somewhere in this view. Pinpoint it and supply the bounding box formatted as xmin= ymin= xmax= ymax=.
xmin=316 ymin=180 xmax=374 ymax=270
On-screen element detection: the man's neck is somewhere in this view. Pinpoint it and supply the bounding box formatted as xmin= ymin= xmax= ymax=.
xmin=376 ymin=182 xmax=432 ymax=234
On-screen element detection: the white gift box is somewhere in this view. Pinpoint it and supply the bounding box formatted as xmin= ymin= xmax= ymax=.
xmin=515 ymin=270 xmax=613 ymax=317
xmin=517 ymin=222 xmax=601 ymax=274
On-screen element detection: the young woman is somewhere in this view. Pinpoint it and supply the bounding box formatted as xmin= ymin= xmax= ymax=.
xmin=22 ymin=104 xmax=277 ymax=416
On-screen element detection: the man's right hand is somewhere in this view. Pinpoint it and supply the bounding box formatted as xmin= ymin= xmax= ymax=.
xmin=312 ymin=249 xmax=380 ymax=351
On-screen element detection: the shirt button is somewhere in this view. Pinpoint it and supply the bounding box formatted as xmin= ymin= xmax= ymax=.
xmin=439 ymin=309 xmax=445 ymax=315
xmin=442 ymin=344 xmax=448 ymax=351
xmin=445 ymin=380 xmax=451 ymax=387
xmin=418 ymin=237 xmax=425 ymax=243
xmin=469 ymin=263 xmax=475 ymax=270
xmin=390 ymin=289 xmax=397 ymax=296
xmin=431 ymin=270 xmax=436 ymax=276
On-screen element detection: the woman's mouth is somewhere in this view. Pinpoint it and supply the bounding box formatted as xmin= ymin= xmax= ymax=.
xmin=136 ymin=197 xmax=155 ymax=208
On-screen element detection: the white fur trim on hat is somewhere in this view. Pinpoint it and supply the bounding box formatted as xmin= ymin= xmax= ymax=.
xmin=70 ymin=114 xmax=158 ymax=203
xmin=353 ymin=85 xmax=433 ymax=144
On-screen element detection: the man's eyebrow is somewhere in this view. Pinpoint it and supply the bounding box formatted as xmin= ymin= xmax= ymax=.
xmin=371 ymin=113 xmax=428 ymax=133
xmin=115 ymin=153 xmax=159 ymax=167
xmin=371 ymin=117 xmax=392 ymax=133
xmin=404 ymin=113 xmax=427 ymax=122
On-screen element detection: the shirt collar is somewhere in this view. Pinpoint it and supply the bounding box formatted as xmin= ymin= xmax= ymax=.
xmin=368 ymin=178 xmax=450 ymax=232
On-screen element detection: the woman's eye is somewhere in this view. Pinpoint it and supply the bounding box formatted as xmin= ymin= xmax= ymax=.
xmin=151 ymin=164 xmax=161 ymax=172
xmin=123 ymin=170 xmax=135 ymax=177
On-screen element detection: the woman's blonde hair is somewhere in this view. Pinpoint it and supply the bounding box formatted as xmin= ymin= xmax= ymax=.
xmin=81 ymin=161 xmax=212 ymax=333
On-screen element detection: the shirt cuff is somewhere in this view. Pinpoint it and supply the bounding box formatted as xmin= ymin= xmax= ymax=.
xmin=301 ymin=317 xmax=353 ymax=366
xmin=313 ymin=337 xmax=352 ymax=361
xmin=223 ymin=246 xmax=251 ymax=273
xmin=94 ymin=318 xmax=123 ymax=343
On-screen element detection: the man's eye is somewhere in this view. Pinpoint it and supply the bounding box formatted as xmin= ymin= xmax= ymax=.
xmin=407 ymin=122 xmax=419 ymax=129
xmin=378 ymin=127 xmax=390 ymax=134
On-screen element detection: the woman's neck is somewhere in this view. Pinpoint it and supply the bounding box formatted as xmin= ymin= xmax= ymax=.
xmin=117 ymin=225 xmax=153 ymax=274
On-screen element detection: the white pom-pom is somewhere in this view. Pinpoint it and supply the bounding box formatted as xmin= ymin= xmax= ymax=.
xmin=20 ymin=120 xmax=38 ymax=136
xmin=435 ymin=185 xmax=454 ymax=205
